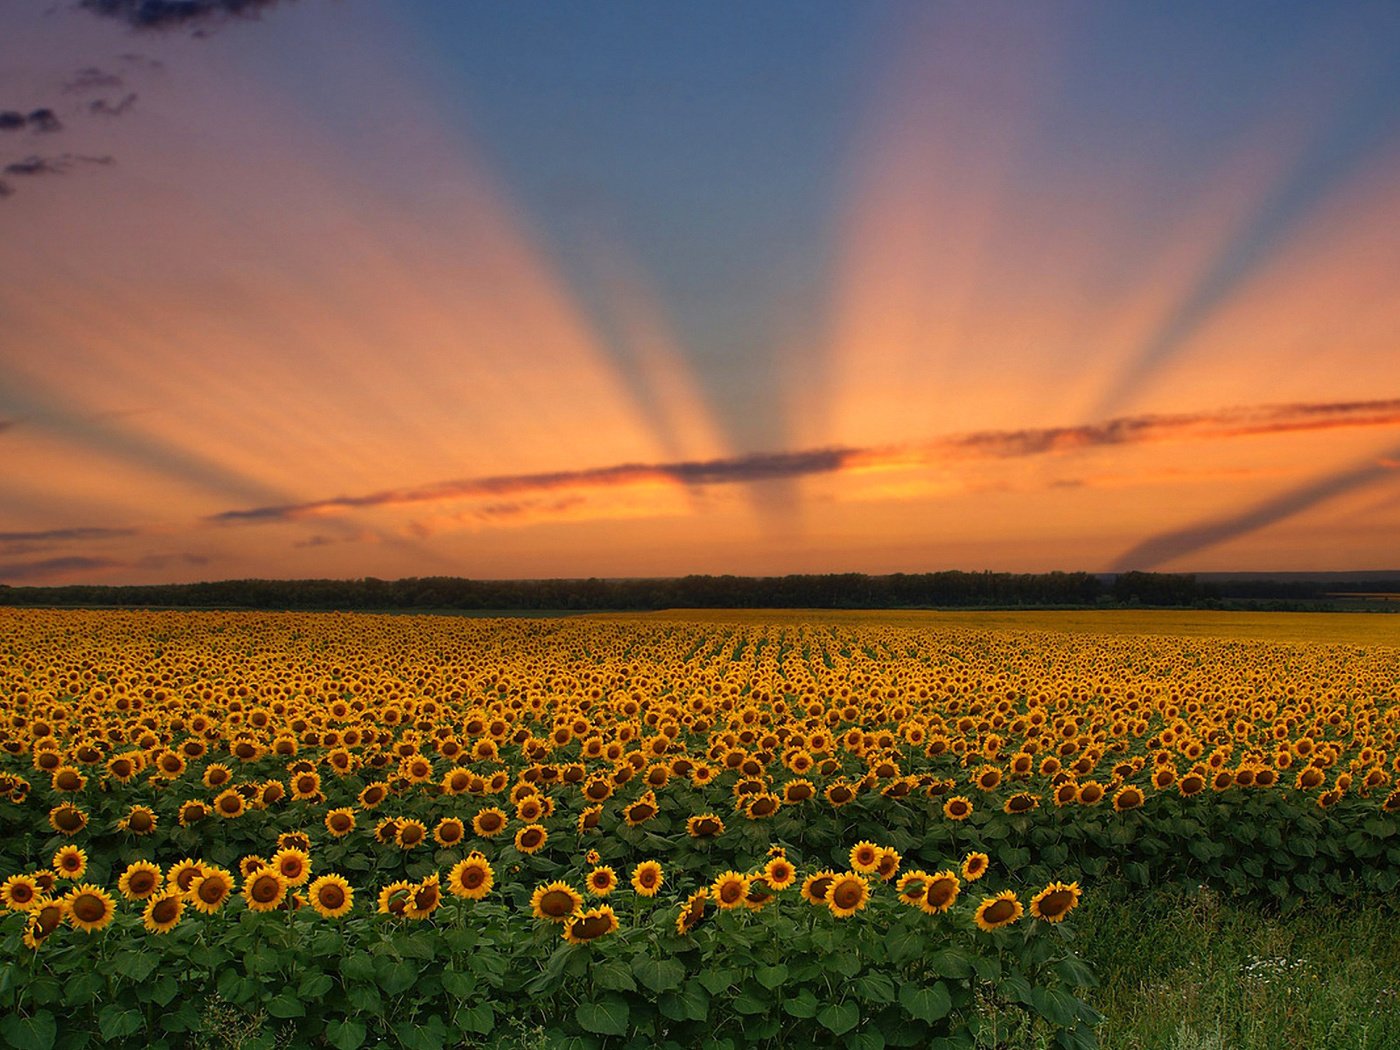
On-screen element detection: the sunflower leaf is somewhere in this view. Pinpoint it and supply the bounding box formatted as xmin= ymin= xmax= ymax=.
xmin=899 ymin=981 xmax=952 ymax=1023
xmin=575 ymin=995 xmax=629 ymax=1036
xmin=325 ymin=1019 xmax=367 ymax=1050
xmin=2 ymin=1010 xmax=57 ymax=1050
xmin=817 ymin=1000 xmax=860 ymax=1036
xmin=632 ymin=955 xmax=685 ymax=993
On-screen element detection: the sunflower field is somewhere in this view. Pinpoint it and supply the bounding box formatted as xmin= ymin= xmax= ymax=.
xmin=1 ymin=608 xmax=1397 ymax=1050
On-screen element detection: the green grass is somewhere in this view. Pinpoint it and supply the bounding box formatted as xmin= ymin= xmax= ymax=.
xmin=1076 ymin=884 xmax=1400 ymax=1050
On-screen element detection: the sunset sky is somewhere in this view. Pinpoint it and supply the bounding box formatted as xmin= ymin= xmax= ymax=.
xmin=3 ymin=1 xmax=1400 ymax=584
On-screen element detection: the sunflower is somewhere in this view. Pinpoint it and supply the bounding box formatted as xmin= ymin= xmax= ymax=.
xmin=214 ymin=789 xmax=246 ymax=819
xmin=577 ymin=805 xmax=603 ymax=833
xmin=961 ymin=852 xmax=990 ymax=882
xmin=562 ymin=904 xmax=618 ymax=944
xmin=117 ymin=860 xmax=163 ymax=901
xmin=189 ymin=866 xmax=235 ymax=914
xmin=48 ymin=803 xmax=88 ymax=836
xmin=178 ymin=800 xmax=210 ymax=826
xmin=623 ymin=792 xmax=658 ymax=826
xmin=277 ymin=831 xmax=312 ymax=852
xmin=119 ymin=805 xmax=158 ymax=835
xmin=686 ymin=813 xmax=725 ymax=838
xmin=875 ymin=847 xmax=901 ymax=882
xmin=531 ymin=881 xmax=584 ymax=922
xmin=52 ymin=845 xmax=87 ymax=880
xmin=143 ymin=892 xmax=184 ymax=934
xmin=943 ymin=796 xmax=973 ymax=820
xmin=325 ymin=807 xmax=356 ymax=837
xmin=801 ymin=870 xmax=837 ymax=905
xmin=631 ymin=861 xmax=664 ymax=897
xmin=243 ymin=870 xmax=288 ymax=912
xmin=515 ymin=823 xmax=548 ymax=854
xmin=473 ymin=807 xmax=508 ymax=837
xmin=824 ymin=781 xmax=857 ymax=807
xmin=395 ymin=819 xmax=428 ymax=850
xmin=1113 ymin=785 xmax=1144 ymax=812
xmin=447 ymin=854 xmax=495 ymax=900
xmin=304 ymin=874 xmax=353 ymax=919
xmin=240 ymin=855 xmax=268 ymax=879
xmin=762 ymin=856 xmax=796 ymax=890
xmin=65 ymin=884 xmax=116 ymax=933
xmin=921 ymin=870 xmax=961 ymax=915
xmin=586 ymin=866 xmax=618 ymax=897
xmin=271 ymin=847 xmax=311 ymax=886
xmin=377 ymin=880 xmax=413 ymax=918
xmin=1 ymin=873 xmax=40 ymax=911
xmin=1003 ymin=793 xmax=1039 ymax=815
xmin=896 ymin=871 xmax=929 ymax=907
xmin=22 ymin=897 xmax=66 ymax=950
xmin=51 ymin=765 xmax=86 ymax=792
xmin=675 ymin=889 xmax=709 ymax=936
xmin=782 ymin=779 xmax=816 ymax=803
xmin=167 ymin=859 xmax=205 ymax=897
xmin=712 ymin=870 xmax=749 ymax=910
xmin=358 ymin=781 xmax=389 ymax=808
xmin=202 ymin=763 xmax=233 ymax=789
xmin=374 ymin=818 xmax=401 ymax=845
xmin=1077 ymin=781 xmax=1106 ymax=806
xmin=1029 ymin=881 xmax=1082 ymax=923
xmin=1179 ymin=772 xmax=1206 ymax=797
xmin=974 ymin=891 xmax=1023 ymax=931
xmin=849 ymin=840 xmax=881 ymax=874
xmin=827 ymin=873 xmax=870 ymax=918
xmin=974 ymin=765 xmax=1002 ymax=791
xmin=434 ymin=817 xmax=466 ymax=848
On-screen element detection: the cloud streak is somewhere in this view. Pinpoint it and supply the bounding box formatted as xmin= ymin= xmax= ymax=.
xmin=207 ymin=396 xmax=1400 ymax=526
xmin=79 ymin=0 xmax=291 ymax=30
xmin=1114 ymin=446 xmax=1400 ymax=570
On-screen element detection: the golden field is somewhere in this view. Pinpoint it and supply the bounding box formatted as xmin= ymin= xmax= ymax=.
xmin=0 ymin=607 xmax=1397 ymax=1049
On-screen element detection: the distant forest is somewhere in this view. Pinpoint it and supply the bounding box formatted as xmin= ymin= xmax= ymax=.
xmin=2 ymin=571 xmax=1398 ymax=612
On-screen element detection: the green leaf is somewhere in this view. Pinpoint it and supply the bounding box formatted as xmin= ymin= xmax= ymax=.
xmin=885 ymin=926 xmax=921 ymax=965
xmin=899 ymin=981 xmax=952 ymax=1023
xmin=698 ymin=968 xmax=735 ymax=995
xmin=98 ymin=1005 xmax=143 ymax=1041
xmin=266 ymin=992 xmax=306 ymax=1019
xmin=849 ymin=1032 xmax=886 ymax=1050
xmin=783 ymin=987 xmax=820 ymax=1019
xmin=928 ymin=950 xmax=974 ymax=980
xmin=1030 ymin=987 xmax=1080 ymax=1028
xmin=755 ymin=964 xmax=789 ymax=990
xmin=63 ymin=972 xmax=104 ymax=1006
xmin=298 ymin=972 xmax=334 ymax=999
xmin=115 ymin=951 xmax=159 ymax=984
xmin=458 ymin=1002 xmax=495 ymax=1035
xmin=325 ymin=1019 xmax=367 ymax=1050
xmin=632 ymin=956 xmax=686 ymax=994
xmin=593 ymin=961 xmax=637 ymax=992
xmin=732 ymin=992 xmax=768 ymax=1015
xmin=853 ymin=971 xmax=896 ymax=1004
xmin=817 ymin=1001 xmax=860 ymax=1036
xmin=340 ymin=952 xmax=376 ymax=982
xmin=576 ymin=996 xmax=629 ymax=1036
xmin=377 ymin=957 xmax=417 ymax=997
xmin=442 ymin=970 xmax=476 ymax=998
xmin=2 ymin=1011 xmax=57 ymax=1050
xmin=400 ymin=1015 xmax=447 ymax=1050
xmin=1054 ymin=955 xmax=1098 ymax=989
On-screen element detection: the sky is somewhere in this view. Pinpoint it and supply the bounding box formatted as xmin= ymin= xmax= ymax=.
xmin=2 ymin=0 xmax=1400 ymax=584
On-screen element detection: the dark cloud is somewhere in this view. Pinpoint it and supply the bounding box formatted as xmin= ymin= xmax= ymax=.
xmin=0 ymin=526 xmax=140 ymax=544
xmin=2 ymin=154 xmax=114 ymax=178
xmin=206 ymin=395 xmax=1400 ymax=527
xmin=27 ymin=109 xmax=63 ymax=133
xmin=89 ymin=93 xmax=139 ymax=117
xmin=1113 ymin=448 xmax=1400 ymax=570
xmin=64 ymin=67 xmax=126 ymax=94
xmin=0 ymin=526 xmax=142 ymax=559
xmin=4 ymin=156 xmax=64 ymax=177
xmin=0 ymin=112 xmax=25 ymax=131
xmin=0 ymin=182 xmax=11 ymax=199
xmin=0 ymin=556 xmax=123 ymax=583
xmin=79 ymin=0 xmax=292 ymax=30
